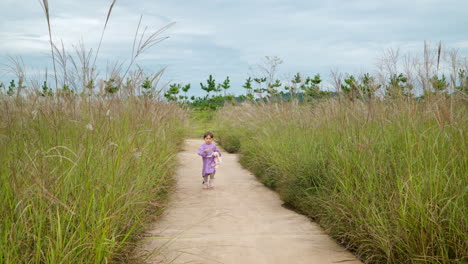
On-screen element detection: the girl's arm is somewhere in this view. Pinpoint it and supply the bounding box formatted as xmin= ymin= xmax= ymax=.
xmin=214 ymin=145 xmax=221 ymax=156
xmin=197 ymin=145 xmax=210 ymax=157
xmin=197 ymin=145 xmax=206 ymax=156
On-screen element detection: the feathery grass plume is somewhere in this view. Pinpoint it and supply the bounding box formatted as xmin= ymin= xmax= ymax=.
xmin=70 ymin=40 xmax=96 ymax=94
xmin=52 ymin=40 xmax=70 ymax=90
xmin=448 ymin=49 xmax=459 ymax=89
xmin=420 ymin=40 xmax=435 ymax=92
xmin=150 ymin=65 xmax=168 ymax=98
xmin=125 ymin=66 xmax=145 ymax=96
xmin=92 ymin=0 xmax=116 ymax=69
xmin=39 ymin=0 xmax=58 ymax=90
xmin=330 ymin=67 xmax=343 ymax=94
xmin=3 ymin=55 xmax=26 ymax=99
xmin=131 ymin=14 xmax=143 ymax=60
xmin=437 ymin=41 xmax=442 ymax=74
xmin=121 ymin=15 xmax=176 ymax=84
xmin=122 ymin=64 xmax=168 ymax=99
xmin=135 ymin=19 xmax=176 ymax=58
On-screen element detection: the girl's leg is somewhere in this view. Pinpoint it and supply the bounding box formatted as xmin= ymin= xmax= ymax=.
xmin=202 ymin=176 xmax=209 ymax=189
xmin=209 ymin=173 xmax=215 ymax=187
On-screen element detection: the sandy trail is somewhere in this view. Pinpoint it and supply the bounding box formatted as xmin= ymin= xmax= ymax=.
xmin=139 ymin=139 xmax=362 ymax=264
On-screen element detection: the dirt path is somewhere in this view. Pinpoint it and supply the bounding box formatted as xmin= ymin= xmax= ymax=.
xmin=138 ymin=139 xmax=362 ymax=264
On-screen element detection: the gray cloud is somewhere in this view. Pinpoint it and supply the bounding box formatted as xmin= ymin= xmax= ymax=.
xmin=1 ymin=0 xmax=467 ymax=96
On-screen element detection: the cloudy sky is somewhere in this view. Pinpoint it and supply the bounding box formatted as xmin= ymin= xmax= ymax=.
xmin=1 ymin=0 xmax=467 ymax=96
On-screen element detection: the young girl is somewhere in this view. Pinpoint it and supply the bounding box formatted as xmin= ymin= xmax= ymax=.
xmin=197 ymin=131 xmax=221 ymax=189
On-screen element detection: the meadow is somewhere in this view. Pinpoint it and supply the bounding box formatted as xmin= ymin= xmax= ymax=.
xmin=214 ymin=96 xmax=467 ymax=263
xmin=1 ymin=78 xmax=467 ymax=264
xmin=0 ymin=96 xmax=188 ymax=263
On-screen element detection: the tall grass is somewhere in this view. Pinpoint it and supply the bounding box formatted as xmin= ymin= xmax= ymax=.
xmin=0 ymin=95 xmax=188 ymax=263
xmin=215 ymin=97 xmax=467 ymax=263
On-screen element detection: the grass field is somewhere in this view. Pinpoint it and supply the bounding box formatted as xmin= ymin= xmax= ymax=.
xmin=188 ymin=109 xmax=217 ymax=138
xmin=214 ymin=96 xmax=467 ymax=263
xmin=0 ymin=96 xmax=188 ymax=263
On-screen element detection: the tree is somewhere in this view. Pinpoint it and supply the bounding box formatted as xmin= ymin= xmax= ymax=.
xmin=181 ymin=84 xmax=191 ymax=102
xmin=285 ymin=72 xmax=302 ymax=98
xmin=215 ymin=84 xmax=223 ymax=95
xmin=257 ymin=56 xmax=283 ymax=95
xmin=430 ymin=74 xmax=448 ymax=94
xmin=242 ymin=77 xmax=254 ymax=100
xmin=267 ymin=79 xmax=282 ymax=96
xmin=253 ymin=77 xmax=266 ymax=99
xmin=86 ymin=79 xmax=95 ymax=92
xmin=141 ymin=77 xmax=152 ymax=97
xmin=104 ymin=78 xmax=119 ymax=95
xmin=385 ymin=73 xmax=412 ymax=99
xmin=220 ymin=76 xmax=230 ymax=96
xmin=164 ymin=83 xmax=181 ymax=101
xmin=7 ymin=80 xmax=15 ymax=96
xmin=300 ymin=74 xmax=322 ymax=99
xmin=455 ymin=69 xmax=468 ymax=94
xmin=341 ymin=75 xmax=359 ymax=101
xmin=200 ymin=75 xmax=216 ymax=97
xmin=40 ymin=81 xmax=53 ymax=97
xmin=341 ymin=74 xmax=381 ymax=101
xmin=360 ymin=73 xmax=380 ymax=100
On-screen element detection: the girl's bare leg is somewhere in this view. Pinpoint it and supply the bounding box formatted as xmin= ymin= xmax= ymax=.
xmin=209 ymin=174 xmax=215 ymax=188
xmin=202 ymin=176 xmax=209 ymax=189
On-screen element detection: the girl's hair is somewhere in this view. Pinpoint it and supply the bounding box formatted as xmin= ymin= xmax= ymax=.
xmin=203 ymin=131 xmax=214 ymax=139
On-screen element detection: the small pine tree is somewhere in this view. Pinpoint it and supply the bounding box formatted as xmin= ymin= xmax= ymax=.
xmin=86 ymin=79 xmax=95 ymax=93
xmin=289 ymin=73 xmax=302 ymax=98
xmin=242 ymin=77 xmax=254 ymax=100
xmin=220 ymin=76 xmax=230 ymax=96
xmin=341 ymin=75 xmax=359 ymax=101
xmin=267 ymin=79 xmax=281 ymax=96
xmin=301 ymin=74 xmax=321 ymax=99
xmin=40 ymin=81 xmax=53 ymax=96
xmin=385 ymin=73 xmax=412 ymax=99
xmin=360 ymin=73 xmax=380 ymax=100
xmin=253 ymin=77 xmax=266 ymax=99
xmin=164 ymin=83 xmax=181 ymax=101
xmin=181 ymin=84 xmax=191 ymax=102
xmin=430 ymin=75 xmax=448 ymax=93
xmin=7 ymin=80 xmax=15 ymax=96
xmin=104 ymin=78 xmax=119 ymax=94
xmin=141 ymin=77 xmax=152 ymax=97
xmin=455 ymin=69 xmax=468 ymax=94
xmin=61 ymin=84 xmax=74 ymax=96
xmin=200 ymin=75 xmax=216 ymax=97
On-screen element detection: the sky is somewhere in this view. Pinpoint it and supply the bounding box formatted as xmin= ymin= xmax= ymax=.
xmin=1 ymin=0 xmax=467 ymax=97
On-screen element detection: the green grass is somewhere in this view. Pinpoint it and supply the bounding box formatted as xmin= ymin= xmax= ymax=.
xmin=188 ymin=109 xmax=217 ymax=138
xmin=0 ymin=96 xmax=188 ymax=263
xmin=214 ymin=97 xmax=467 ymax=264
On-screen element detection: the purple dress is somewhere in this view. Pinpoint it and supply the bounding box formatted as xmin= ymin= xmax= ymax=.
xmin=197 ymin=143 xmax=221 ymax=177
